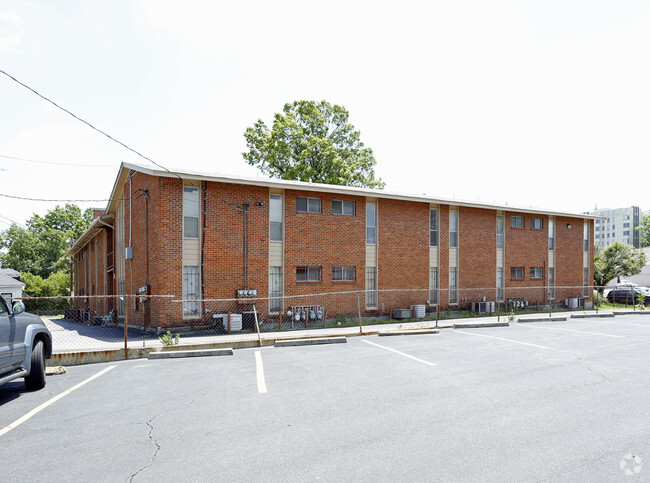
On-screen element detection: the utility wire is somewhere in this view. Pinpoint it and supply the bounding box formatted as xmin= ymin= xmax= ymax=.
xmin=0 ymin=214 xmax=27 ymax=228
xmin=0 ymin=69 xmax=245 ymax=212
xmin=0 ymin=153 xmax=115 ymax=167
xmin=0 ymin=192 xmax=146 ymax=203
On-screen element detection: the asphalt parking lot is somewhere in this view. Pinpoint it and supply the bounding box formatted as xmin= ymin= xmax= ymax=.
xmin=2 ymin=314 xmax=650 ymax=482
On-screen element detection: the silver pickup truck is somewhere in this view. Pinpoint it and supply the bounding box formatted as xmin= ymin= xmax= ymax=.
xmin=0 ymin=295 xmax=52 ymax=390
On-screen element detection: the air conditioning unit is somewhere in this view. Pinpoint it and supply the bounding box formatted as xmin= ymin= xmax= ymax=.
xmin=472 ymin=301 xmax=495 ymax=314
xmin=392 ymin=308 xmax=413 ymax=319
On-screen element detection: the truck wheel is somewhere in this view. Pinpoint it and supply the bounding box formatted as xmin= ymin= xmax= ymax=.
xmin=25 ymin=340 xmax=46 ymax=390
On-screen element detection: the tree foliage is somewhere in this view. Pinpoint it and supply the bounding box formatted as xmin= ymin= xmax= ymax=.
xmin=243 ymin=100 xmax=385 ymax=189
xmin=638 ymin=214 xmax=650 ymax=248
xmin=593 ymin=242 xmax=647 ymax=290
xmin=21 ymin=271 xmax=70 ymax=312
xmin=0 ymin=204 xmax=93 ymax=279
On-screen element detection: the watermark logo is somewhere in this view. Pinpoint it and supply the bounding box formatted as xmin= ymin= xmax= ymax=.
xmin=620 ymin=453 xmax=642 ymax=476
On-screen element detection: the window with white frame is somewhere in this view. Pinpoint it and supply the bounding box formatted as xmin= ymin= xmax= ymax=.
xmin=511 ymin=267 xmax=525 ymax=280
xmin=366 ymin=267 xmax=377 ymax=308
xmin=449 ymin=209 xmax=458 ymax=248
xmin=583 ymin=221 xmax=590 ymax=251
xmin=270 ymin=194 xmax=283 ymax=241
xmin=548 ymin=267 xmax=555 ymax=300
xmin=548 ymin=218 xmax=555 ymax=250
xmin=497 ymin=214 xmax=504 ymax=249
xmin=269 ymin=266 xmax=283 ymax=313
xmin=583 ymin=267 xmax=589 ymax=298
xmin=430 ymin=209 xmax=439 ymax=247
xmin=296 ymin=197 xmax=321 ymax=213
xmin=530 ymin=267 xmax=543 ymax=279
xmin=183 ymin=187 xmax=200 ymax=238
xmin=366 ymin=202 xmax=377 ymax=244
xmin=511 ymin=216 xmax=524 ymax=228
xmin=429 ymin=267 xmax=439 ymax=304
xmin=332 ymin=200 xmax=355 ymax=215
xmin=332 ymin=266 xmax=356 ymax=281
xmin=531 ymin=218 xmax=543 ymax=230
xmin=449 ymin=268 xmax=458 ymax=304
xmin=496 ymin=268 xmax=504 ymax=302
xmin=296 ymin=266 xmax=322 ymax=282
xmin=182 ymin=266 xmax=200 ymax=318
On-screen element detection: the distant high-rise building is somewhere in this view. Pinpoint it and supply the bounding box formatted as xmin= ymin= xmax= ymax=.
xmin=587 ymin=206 xmax=649 ymax=248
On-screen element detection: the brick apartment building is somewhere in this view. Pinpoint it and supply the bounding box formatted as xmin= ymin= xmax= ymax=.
xmin=67 ymin=162 xmax=597 ymax=328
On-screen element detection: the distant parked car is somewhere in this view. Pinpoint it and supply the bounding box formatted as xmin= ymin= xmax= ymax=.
xmin=607 ymin=287 xmax=650 ymax=305
xmin=0 ymin=295 xmax=52 ymax=390
xmin=616 ymin=280 xmax=638 ymax=288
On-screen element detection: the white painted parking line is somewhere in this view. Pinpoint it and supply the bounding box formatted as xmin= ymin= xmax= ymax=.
xmin=255 ymin=351 xmax=267 ymax=394
xmin=590 ymin=320 xmax=650 ymax=329
xmin=0 ymin=365 xmax=116 ymax=438
xmin=455 ymin=330 xmax=551 ymax=349
xmin=517 ymin=324 xmax=624 ymax=338
xmin=361 ymin=339 xmax=436 ymax=366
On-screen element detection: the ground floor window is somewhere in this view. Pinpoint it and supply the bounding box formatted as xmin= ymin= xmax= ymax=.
xmin=296 ymin=266 xmax=322 ymax=282
xmin=449 ymin=268 xmax=458 ymax=304
xmin=366 ymin=267 xmax=377 ymax=309
xmin=429 ymin=267 xmax=439 ymax=305
xmin=183 ymin=266 xmax=200 ymax=318
xmin=583 ymin=267 xmax=590 ymax=299
xmin=269 ymin=266 xmax=283 ymax=313
xmin=496 ymin=268 xmax=504 ymax=302
xmin=333 ymin=266 xmax=356 ymax=281
xmin=548 ymin=267 xmax=555 ymax=301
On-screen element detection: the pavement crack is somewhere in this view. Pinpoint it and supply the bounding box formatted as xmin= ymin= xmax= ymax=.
xmin=586 ymin=363 xmax=612 ymax=384
xmin=129 ymin=415 xmax=161 ymax=482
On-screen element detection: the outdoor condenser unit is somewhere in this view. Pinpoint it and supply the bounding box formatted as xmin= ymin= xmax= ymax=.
xmin=472 ymin=301 xmax=495 ymax=314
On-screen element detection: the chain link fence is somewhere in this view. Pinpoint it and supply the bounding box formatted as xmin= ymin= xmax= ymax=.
xmin=10 ymin=284 xmax=643 ymax=354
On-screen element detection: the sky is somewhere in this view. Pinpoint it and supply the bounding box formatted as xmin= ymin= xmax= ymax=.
xmin=1 ymin=0 xmax=649 ymax=229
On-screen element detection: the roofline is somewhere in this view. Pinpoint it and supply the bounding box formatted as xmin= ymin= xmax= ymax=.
xmin=115 ymin=161 xmax=602 ymax=220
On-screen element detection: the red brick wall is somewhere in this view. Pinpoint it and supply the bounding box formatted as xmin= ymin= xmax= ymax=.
xmin=555 ymin=216 xmax=587 ymax=302
xmin=459 ymin=207 xmax=497 ymax=306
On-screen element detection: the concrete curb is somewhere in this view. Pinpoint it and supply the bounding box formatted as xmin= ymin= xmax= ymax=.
xmin=378 ymin=328 xmax=440 ymax=336
xmin=517 ymin=316 xmax=567 ymax=323
xmin=148 ymin=348 xmax=234 ymax=359
xmin=275 ymin=337 xmax=347 ymax=347
xmin=571 ymin=313 xmax=615 ymax=319
xmin=453 ymin=322 xmax=509 ymax=329
xmin=612 ymin=310 xmax=650 ymax=315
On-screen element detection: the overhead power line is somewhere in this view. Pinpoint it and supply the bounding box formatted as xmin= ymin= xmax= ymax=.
xmin=0 ymin=192 xmax=146 ymax=203
xmin=0 ymin=153 xmax=116 ymax=167
xmin=0 ymin=69 xmax=245 ymax=212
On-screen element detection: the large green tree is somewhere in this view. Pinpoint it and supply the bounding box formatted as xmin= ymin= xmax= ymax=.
xmin=0 ymin=204 xmax=93 ymax=279
xmin=243 ymin=100 xmax=385 ymax=188
xmin=593 ymin=242 xmax=647 ymax=290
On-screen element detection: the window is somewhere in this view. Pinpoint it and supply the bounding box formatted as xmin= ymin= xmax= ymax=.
xmin=531 ymin=218 xmax=543 ymax=230
xmin=183 ymin=187 xmax=199 ymax=238
xmin=332 ymin=200 xmax=355 ymax=215
xmin=511 ymin=267 xmax=525 ymax=280
xmin=496 ymin=268 xmax=504 ymax=302
xmin=430 ymin=209 xmax=439 ymax=247
xmin=612 ymin=224 xmax=615 ymax=229
xmin=449 ymin=209 xmax=458 ymax=248
xmin=296 ymin=197 xmax=321 ymax=213
xmin=296 ymin=266 xmax=322 ymax=282
xmin=511 ymin=216 xmax=524 ymax=228
xmin=449 ymin=268 xmax=458 ymax=304
xmin=548 ymin=268 xmax=555 ymax=300
xmin=595 ymin=226 xmax=599 ymax=231
xmin=332 ymin=266 xmax=356 ymax=281
xmin=530 ymin=267 xmax=543 ymax=279
xmin=624 ymin=230 xmax=630 ymax=236
xmin=549 ymin=218 xmax=555 ymax=250
xmin=624 ymin=223 xmax=630 ymax=228
xmin=583 ymin=267 xmax=589 ymax=298
xmin=367 ymin=202 xmax=377 ymax=244
xmin=497 ymin=214 xmax=504 ymax=249
xmin=182 ymin=266 xmax=200 ymax=317
xmin=269 ymin=267 xmax=283 ymax=312
xmin=429 ymin=267 xmax=439 ymax=304
xmin=366 ymin=267 xmax=377 ymax=308
xmin=584 ymin=222 xmax=590 ymax=251
xmin=270 ymin=195 xmax=283 ymax=241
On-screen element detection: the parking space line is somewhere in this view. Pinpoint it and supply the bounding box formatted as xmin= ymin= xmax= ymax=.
xmin=590 ymin=320 xmax=650 ymax=329
xmin=255 ymin=351 xmax=267 ymax=394
xmin=517 ymin=324 xmax=624 ymax=338
xmin=0 ymin=365 xmax=116 ymax=438
xmin=361 ymin=339 xmax=436 ymax=366
xmin=455 ymin=330 xmax=551 ymax=349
